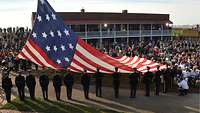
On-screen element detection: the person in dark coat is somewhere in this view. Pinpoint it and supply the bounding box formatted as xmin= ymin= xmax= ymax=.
xmin=81 ymin=70 xmax=91 ymax=99
xmin=143 ymin=67 xmax=153 ymax=97
xmin=112 ymin=67 xmax=120 ymax=98
xmin=21 ymin=60 xmax=27 ymax=71
xmin=93 ymin=68 xmax=103 ymax=97
xmin=2 ymin=73 xmax=13 ymax=102
xmin=26 ymin=70 xmax=36 ymax=100
xmin=63 ymin=70 xmax=74 ymax=100
xmin=53 ymin=72 xmax=62 ymax=101
xmin=15 ymin=72 xmax=25 ymax=101
xmin=39 ymin=72 xmax=49 ymax=100
xmin=13 ymin=58 xmax=20 ymax=72
xmin=163 ymin=66 xmax=171 ymax=93
xmin=154 ymin=66 xmax=162 ymax=96
xmin=129 ymin=68 xmax=140 ymax=98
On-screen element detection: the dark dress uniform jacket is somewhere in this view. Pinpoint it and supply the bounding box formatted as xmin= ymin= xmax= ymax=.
xmin=53 ymin=75 xmax=62 ymax=88
xmin=39 ymin=75 xmax=49 ymax=89
xmin=112 ymin=72 xmax=120 ymax=85
xmin=63 ymin=73 xmax=74 ymax=86
xmin=154 ymin=70 xmax=161 ymax=83
xmin=81 ymin=73 xmax=91 ymax=86
xmin=93 ymin=72 xmax=103 ymax=84
xmin=26 ymin=75 xmax=36 ymax=88
xmin=15 ymin=75 xmax=25 ymax=88
xmin=143 ymin=72 xmax=153 ymax=84
xmin=2 ymin=77 xmax=13 ymax=90
xmin=129 ymin=72 xmax=140 ymax=84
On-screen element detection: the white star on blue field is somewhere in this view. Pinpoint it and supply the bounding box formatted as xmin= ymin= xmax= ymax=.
xmin=0 ymin=0 xmax=199 ymax=27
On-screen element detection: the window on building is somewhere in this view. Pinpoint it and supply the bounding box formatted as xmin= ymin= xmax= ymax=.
xmin=87 ymin=24 xmax=100 ymax=32
xmin=115 ymin=24 xmax=127 ymax=31
xmin=142 ymin=24 xmax=151 ymax=30
xmin=102 ymin=24 xmax=114 ymax=31
xmin=115 ymin=24 xmax=121 ymax=31
xmin=129 ymin=24 xmax=140 ymax=30
xmin=71 ymin=25 xmax=85 ymax=32
xmin=152 ymin=24 xmax=162 ymax=30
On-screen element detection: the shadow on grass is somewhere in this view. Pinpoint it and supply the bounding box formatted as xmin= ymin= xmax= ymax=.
xmin=0 ymin=98 xmax=121 ymax=113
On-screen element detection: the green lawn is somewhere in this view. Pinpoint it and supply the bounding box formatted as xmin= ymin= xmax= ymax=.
xmin=0 ymin=98 xmax=121 ymax=113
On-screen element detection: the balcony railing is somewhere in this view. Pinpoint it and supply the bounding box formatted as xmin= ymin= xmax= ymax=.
xmin=129 ymin=30 xmax=140 ymax=37
xmin=76 ymin=30 xmax=172 ymax=39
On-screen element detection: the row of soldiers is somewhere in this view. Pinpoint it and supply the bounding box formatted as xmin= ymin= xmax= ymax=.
xmin=2 ymin=66 xmax=166 ymax=102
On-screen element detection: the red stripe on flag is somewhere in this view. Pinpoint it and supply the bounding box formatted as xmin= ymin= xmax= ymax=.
xmin=28 ymin=38 xmax=62 ymax=70
xmin=23 ymin=45 xmax=44 ymax=67
xmin=72 ymin=58 xmax=96 ymax=73
xmin=75 ymin=51 xmax=113 ymax=73
xmin=19 ymin=52 xmax=31 ymax=62
xmin=136 ymin=59 xmax=147 ymax=68
xmin=68 ymin=65 xmax=82 ymax=72
xmin=77 ymin=38 xmax=132 ymax=71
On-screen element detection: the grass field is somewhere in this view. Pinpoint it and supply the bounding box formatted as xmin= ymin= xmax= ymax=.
xmin=0 ymin=98 xmax=122 ymax=113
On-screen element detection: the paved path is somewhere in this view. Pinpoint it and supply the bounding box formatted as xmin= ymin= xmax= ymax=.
xmin=0 ymin=73 xmax=200 ymax=113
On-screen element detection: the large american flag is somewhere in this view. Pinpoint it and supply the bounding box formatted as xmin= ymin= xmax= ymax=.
xmin=17 ymin=0 xmax=164 ymax=73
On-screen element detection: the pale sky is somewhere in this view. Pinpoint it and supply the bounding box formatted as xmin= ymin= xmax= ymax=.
xmin=0 ymin=0 xmax=199 ymax=28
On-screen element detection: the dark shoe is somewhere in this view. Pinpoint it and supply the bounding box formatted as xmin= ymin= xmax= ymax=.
xmin=7 ymin=100 xmax=11 ymax=103
xmin=31 ymin=97 xmax=36 ymax=100
xmin=68 ymin=97 xmax=72 ymax=100
xmin=86 ymin=97 xmax=89 ymax=99
xmin=129 ymin=96 xmax=133 ymax=98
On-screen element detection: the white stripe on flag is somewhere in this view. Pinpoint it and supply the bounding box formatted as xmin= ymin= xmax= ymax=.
xmin=132 ymin=58 xmax=144 ymax=68
xmin=21 ymin=48 xmax=42 ymax=66
xmin=121 ymin=57 xmax=130 ymax=64
xmin=76 ymin=44 xmax=131 ymax=73
xmin=74 ymin=54 xmax=110 ymax=73
xmin=117 ymin=56 xmax=127 ymax=61
xmin=17 ymin=54 xmax=25 ymax=60
xmin=129 ymin=56 xmax=139 ymax=65
xmin=26 ymin=41 xmax=56 ymax=69
xmin=142 ymin=60 xmax=152 ymax=65
xmin=70 ymin=61 xmax=93 ymax=73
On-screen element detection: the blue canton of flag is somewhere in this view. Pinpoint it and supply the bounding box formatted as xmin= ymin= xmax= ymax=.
xmin=29 ymin=0 xmax=78 ymax=69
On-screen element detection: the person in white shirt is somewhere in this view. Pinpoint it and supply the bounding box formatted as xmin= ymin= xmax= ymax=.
xmin=178 ymin=78 xmax=189 ymax=96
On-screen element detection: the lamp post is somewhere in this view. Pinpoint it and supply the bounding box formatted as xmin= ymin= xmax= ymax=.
xmin=104 ymin=23 xmax=108 ymax=28
xmin=100 ymin=23 xmax=108 ymax=49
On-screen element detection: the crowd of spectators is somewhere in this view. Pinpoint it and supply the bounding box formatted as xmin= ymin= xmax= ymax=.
xmin=98 ymin=38 xmax=200 ymax=87
xmin=0 ymin=27 xmax=32 ymax=71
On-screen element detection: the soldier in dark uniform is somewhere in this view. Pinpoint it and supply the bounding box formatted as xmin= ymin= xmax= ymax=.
xmin=154 ymin=66 xmax=161 ymax=96
xmin=2 ymin=72 xmax=13 ymax=102
xmin=53 ymin=72 xmax=62 ymax=101
xmin=81 ymin=70 xmax=91 ymax=99
xmin=26 ymin=70 xmax=36 ymax=100
xmin=15 ymin=71 xmax=25 ymax=101
xmin=93 ymin=68 xmax=103 ymax=97
xmin=112 ymin=67 xmax=120 ymax=98
xmin=143 ymin=67 xmax=153 ymax=97
xmin=129 ymin=68 xmax=140 ymax=98
xmin=21 ymin=60 xmax=27 ymax=71
xmin=163 ymin=65 xmax=171 ymax=93
xmin=63 ymin=69 xmax=74 ymax=100
xmin=13 ymin=58 xmax=20 ymax=72
xmin=39 ymin=72 xmax=49 ymax=100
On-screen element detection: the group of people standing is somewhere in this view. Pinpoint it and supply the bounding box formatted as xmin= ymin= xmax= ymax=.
xmin=1 ymin=65 xmax=188 ymax=103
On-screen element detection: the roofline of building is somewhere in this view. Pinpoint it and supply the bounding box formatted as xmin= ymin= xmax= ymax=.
xmin=32 ymin=11 xmax=172 ymax=25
